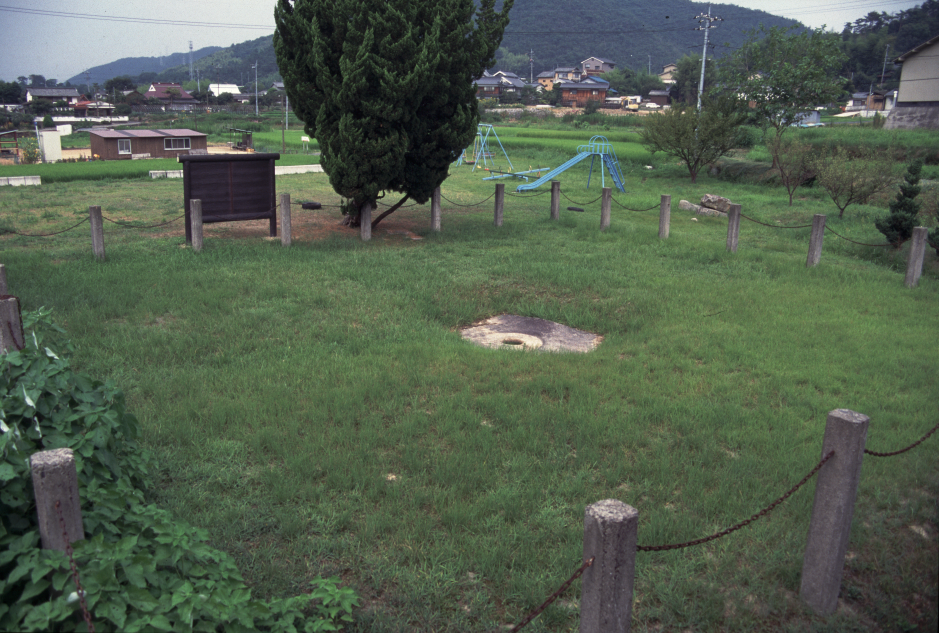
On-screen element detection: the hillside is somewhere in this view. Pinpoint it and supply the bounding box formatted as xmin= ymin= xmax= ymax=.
xmin=65 ymin=0 xmax=798 ymax=92
xmin=500 ymin=0 xmax=798 ymax=77
xmin=66 ymin=46 xmax=222 ymax=86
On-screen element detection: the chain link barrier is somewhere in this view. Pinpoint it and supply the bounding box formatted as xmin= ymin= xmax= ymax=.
xmin=506 ymin=190 xmax=550 ymax=198
xmin=824 ymin=225 xmax=892 ymax=248
xmin=865 ymin=421 xmax=939 ymax=457
xmin=739 ymin=212 xmax=813 ymax=230
xmin=509 ymin=557 xmax=595 ymax=632
xmin=55 ymin=501 xmax=95 ymax=633
xmin=558 ymin=190 xmax=604 ymax=207
xmin=0 ymin=217 xmax=89 ymax=238
xmin=102 ymin=213 xmax=185 ymax=230
xmin=636 ymin=450 xmax=835 ymax=552
xmin=611 ymin=198 xmax=659 ymax=212
xmin=440 ymin=192 xmax=495 ymax=207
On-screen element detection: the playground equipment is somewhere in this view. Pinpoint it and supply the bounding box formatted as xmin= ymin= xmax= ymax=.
xmin=481 ymin=166 xmax=551 ymax=182
xmin=455 ymin=124 xmax=513 ymax=173
xmin=516 ymin=135 xmax=625 ymax=193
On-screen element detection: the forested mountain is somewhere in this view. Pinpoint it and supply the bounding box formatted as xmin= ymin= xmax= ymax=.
xmin=838 ymin=1 xmax=939 ymax=94
xmin=65 ymin=46 xmax=221 ymax=87
xmin=495 ymin=0 xmax=797 ymax=79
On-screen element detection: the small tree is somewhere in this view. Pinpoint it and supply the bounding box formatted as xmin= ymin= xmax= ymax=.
xmin=19 ymin=138 xmax=41 ymax=164
xmin=165 ymin=87 xmax=181 ymax=110
xmin=639 ymin=97 xmax=745 ymax=184
xmin=875 ymin=160 xmax=923 ymax=248
xmin=773 ymin=138 xmax=816 ymax=206
xmin=274 ymin=0 xmax=514 ymax=230
xmin=813 ymin=151 xmax=899 ymax=218
xmin=721 ymin=26 xmax=846 ymax=168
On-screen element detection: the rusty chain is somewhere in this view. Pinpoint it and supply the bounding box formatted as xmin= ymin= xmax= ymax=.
xmin=102 ymin=213 xmax=185 ymax=229
xmin=558 ymin=190 xmax=604 ymax=207
xmin=738 ymin=212 xmax=813 ymax=229
xmin=865 ymin=421 xmax=939 ymax=457
xmin=0 ymin=217 xmax=89 ymax=238
xmin=509 ymin=557 xmax=595 ymax=632
xmin=637 ymin=450 xmax=835 ymax=552
xmin=440 ymin=192 xmax=496 ymax=207
xmin=55 ymin=501 xmax=95 ymax=633
xmin=824 ymin=225 xmax=892 ymax=247
xmin=611 ymin=198 xmax=659 ymax=212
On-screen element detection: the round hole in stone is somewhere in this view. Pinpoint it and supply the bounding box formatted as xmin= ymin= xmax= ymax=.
xmin=502 ymin=338 xmax=524 ymax=346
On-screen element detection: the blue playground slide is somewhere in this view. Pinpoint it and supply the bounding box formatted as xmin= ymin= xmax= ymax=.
xmin=516 ymin=136 xmax=626 ymax=193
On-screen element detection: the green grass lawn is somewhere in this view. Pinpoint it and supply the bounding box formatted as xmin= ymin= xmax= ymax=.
xmin=1 ymin=134 xmax=937 ymax=632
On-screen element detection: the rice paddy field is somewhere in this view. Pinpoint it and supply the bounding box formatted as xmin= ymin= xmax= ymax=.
xmin=1 ymin=114 xmax=937 ymax=632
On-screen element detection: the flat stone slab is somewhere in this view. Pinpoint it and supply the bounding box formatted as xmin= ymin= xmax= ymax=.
xmin=460 ymin=314 xmax=601 ymax=353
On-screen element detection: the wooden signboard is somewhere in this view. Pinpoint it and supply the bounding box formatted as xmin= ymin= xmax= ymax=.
xmin=178 ymin=153 xmax=280 ymax=242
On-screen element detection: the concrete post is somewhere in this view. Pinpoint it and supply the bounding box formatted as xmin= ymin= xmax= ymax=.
xmin=658 ymin=194 xmax=671 ymax=239
xmin=0 ymin=295 xmax=24 ymax=353
xmin=600 ymin=187 xmax=612 ymax=231
xmin=904 ymin=226 xmax=928 ymax=288
xmin=800 ymin=409 xmax=869 ymax=615
xmin=280 ymin=193 xmax=292 ymax=246
xmin=0 ymin=263 xmax=7 ymax=294
xmin=494 ymin=183 xmax=505 ymax=227
xmin=550 ymin=181 xmax=560 ymax=221
xmin=88 ymin=206 xmax=105 ymax=261
xmin=360 ymin=201 xmax=373 ymax=241
xmin=30 ymin=449 xmax=84 ymax=552
xmin=431 ymin=186 xmax=441 ymax=232
xmin=806 ymin=214 xmax=826 ymax=267
xmin=580 ymin=499 xmax=638 ymax=633
xmin=191 ymin=199 xmax=203 ymax=252
xmin=726 ymin=203 xmax=741 ymax=253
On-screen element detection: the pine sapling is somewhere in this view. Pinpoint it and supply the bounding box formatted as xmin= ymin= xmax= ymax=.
xmin=876 ymin=159 xmax=922 ymax=248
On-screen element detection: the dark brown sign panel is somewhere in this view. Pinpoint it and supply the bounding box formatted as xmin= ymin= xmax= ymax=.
xmin=179 ymin=153 xmax=280 ymax=242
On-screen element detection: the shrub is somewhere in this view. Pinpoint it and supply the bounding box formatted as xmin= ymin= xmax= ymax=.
xmin=0 ymin=309 xmax=359 ymax=632
xmin=42 ymin=115 xmax=54 ymax=129
xmin=876 ymin=160 xmax=923 ymax=248
xmin=19 ymin=138 xmax=41 ymax=164
xmin=583 ymin=99 xmax=601 ymax=115
xmin=813 ymin=150 xmax=900 ymax=217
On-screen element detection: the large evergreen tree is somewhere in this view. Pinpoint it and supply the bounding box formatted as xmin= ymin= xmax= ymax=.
xmin=274 ymin=0 xmax=514 ymax=235
xmin=875 ymin=160 xmax=923 ymax=248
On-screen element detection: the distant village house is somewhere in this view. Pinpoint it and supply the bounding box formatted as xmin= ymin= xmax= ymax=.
xmin=89 ymin=129 xmax=207 ymax=160
xmin=25 ymin=88 xmax=80 ymax=106
xmin=581 ymin=57 xmax=615 ymax=76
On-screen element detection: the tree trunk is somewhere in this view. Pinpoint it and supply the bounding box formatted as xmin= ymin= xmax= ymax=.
xmin=371 ymin=195 xmax=411 ymax=229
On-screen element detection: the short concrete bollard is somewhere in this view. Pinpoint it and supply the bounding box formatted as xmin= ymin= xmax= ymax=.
xmin=360 ymin=201 xmax=373 ymax=241
xmin=280 ymin=193 xmax=292 ymax=246
xmin=726 ymin=203 xmax=741 ymax=253
xmin=904 ymin=226 xmax=928 ymax=288
xmin=191 ymin=199 xmax=204 ymax=252
xmin=658 ymin=194 xmax=671 ymax=239
xmin=550 ymin=181 xmax=560 ymax=221
xmin=806 ymin=214 xmax=826 ymax=267
xmin=431 ymin=187 xmax=441 ymax=232
xmin=494 ymin=183 xmax=505 ymax=227
xmin=0 ymin=263 xmax=7 ymax=295
xmin=600 ymin=187 xmax=612 ymax=231
xmin=0 ymin=295 xmax=25 ymax=353
xmin=30 ymin=448 xmax=85 ymax=552
xmin=581 ymin=499 xmax=638 ymax=633
xmin=800 ymin=409 xmax=869 ymax=615
xmin=88 ymin=206 xmax=105 ymax=261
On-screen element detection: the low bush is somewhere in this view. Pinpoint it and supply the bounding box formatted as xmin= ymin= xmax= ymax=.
xmin=0 ymin=310 xmax=359 ymax=632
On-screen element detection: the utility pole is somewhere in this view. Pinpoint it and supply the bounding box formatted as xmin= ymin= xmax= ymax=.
xmin=529 ymin=48 xmax=534 ymax=84
xmin=189 ymin=41 xmax=194 ymax=81
xmin=694 ymin=5 xmax=722 ymax=110
xmin=879 ymin=44 xmax=890 ymax=89
xmin=648 ymin=54 xmax=651 ymax=75
xmin=253 ymin=61 xmax=259 ymax=117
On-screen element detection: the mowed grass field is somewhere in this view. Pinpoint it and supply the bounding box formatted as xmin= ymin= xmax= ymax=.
xmin=1 ymin=125 xmax=937 ymax=632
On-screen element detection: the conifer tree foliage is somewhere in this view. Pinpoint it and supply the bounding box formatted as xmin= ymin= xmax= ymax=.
xmin=876 ymin=160 xmax=923 ymax=248
xmin=274 ymin=0 xmax=514 ymax=228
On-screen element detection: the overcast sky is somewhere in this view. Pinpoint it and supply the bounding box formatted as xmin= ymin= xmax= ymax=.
xmin=0 ymin=0 xmax=924 ymax=83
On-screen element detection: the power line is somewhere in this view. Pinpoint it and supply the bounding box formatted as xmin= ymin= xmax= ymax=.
xmin=0 ymin=5 xmax=274 ymax=29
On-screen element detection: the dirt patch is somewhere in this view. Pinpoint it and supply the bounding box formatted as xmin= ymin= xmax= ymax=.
xmin=152 ymin=207 xmax=429 ymax=243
